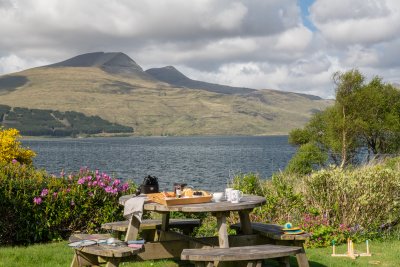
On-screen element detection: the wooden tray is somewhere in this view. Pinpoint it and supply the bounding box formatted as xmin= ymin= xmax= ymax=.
xmin=146 ymin=192 xmax=212 ymax=206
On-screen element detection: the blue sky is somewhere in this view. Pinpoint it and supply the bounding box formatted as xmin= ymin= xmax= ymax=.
xmin=0 ymin=0 xmax=399 ymax=98
xmin=299 ymin=0 xmax=317 ymax=31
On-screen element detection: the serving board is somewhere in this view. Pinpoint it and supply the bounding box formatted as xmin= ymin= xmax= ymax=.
xmin=146 ymin=192 xmax=212 ymax=206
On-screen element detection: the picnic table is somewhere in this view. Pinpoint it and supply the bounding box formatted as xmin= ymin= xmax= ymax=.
xmin=70 ymin=194 xmax=309 ymax=266
xmin=119 ymin=194 xmax=266 ymax=249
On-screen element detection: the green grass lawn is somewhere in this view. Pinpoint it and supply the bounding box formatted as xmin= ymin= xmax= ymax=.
xmin=0 ymin=240 xmax=399 ymax=267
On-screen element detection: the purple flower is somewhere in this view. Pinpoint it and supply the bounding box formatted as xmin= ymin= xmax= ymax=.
xmin=33 ymin=197 xmax=42 ymax=205
xmin=112 ymin=179 xmax=121 ymax=186
xmin=121 ymin=182 xmax=129 ymax=191
xmin=11 ymin=159 xmax=18 ymax=164
xmin=77 ymin=178 xmax=85 ymax=185
xmin=86 ymin=175 xmax=92 ymax=181
xmin=40 ymin=188 xmax=49 ymax=197
xmin=104 ymin=186 xmax=113 ymax=193
xmin=66 ymin=188 xmax=71 ymax=193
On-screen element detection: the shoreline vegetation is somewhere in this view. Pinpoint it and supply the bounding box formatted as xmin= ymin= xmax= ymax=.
xmin=0 ymin=104 xmax=134 ymax=137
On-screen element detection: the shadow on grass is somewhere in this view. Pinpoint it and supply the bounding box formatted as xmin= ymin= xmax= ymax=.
xmin=173 ymin=257 xmax=327 ymax=267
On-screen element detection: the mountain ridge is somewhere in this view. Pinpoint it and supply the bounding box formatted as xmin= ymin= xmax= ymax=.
xmin=0 ymin=52 xmax=332 ymax=136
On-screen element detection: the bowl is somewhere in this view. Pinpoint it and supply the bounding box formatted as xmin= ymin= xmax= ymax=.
xmin=212 ymin=192 xmax=224 ymax=202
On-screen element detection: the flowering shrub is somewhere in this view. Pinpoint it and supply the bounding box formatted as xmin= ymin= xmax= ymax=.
xmin=0 ymin=127 xmax=36 ymax=164
xmin=299 ymin=213 xmax=350 ymax=248
xmin=0 ymin=162 xmax=135 ymax=245
xmin=232 ymin=157 xmax=400 ymax=248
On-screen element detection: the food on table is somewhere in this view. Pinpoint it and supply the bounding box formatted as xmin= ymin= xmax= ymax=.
xmin=162 ymin=191 xmax=175 ymax=198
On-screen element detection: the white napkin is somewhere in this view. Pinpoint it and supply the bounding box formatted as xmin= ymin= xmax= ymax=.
xmin=123 ymin=196 xmax=145 ymax=223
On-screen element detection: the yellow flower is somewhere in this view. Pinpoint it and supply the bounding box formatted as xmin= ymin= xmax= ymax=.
xmin=0 ymin=127 xmax=36 ymax=164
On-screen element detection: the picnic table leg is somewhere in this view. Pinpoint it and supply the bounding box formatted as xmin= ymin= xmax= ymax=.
xmin=125 ymin=216 xmax=141 ymax=242
xmin=104 ymin=257 xmax=121 ymax=267
xmin=71 ymin=251 xmax=99 ymax=266
xmin=291 ymin=241 xmax=309 ymax=267
xmin=238 ymin=209 xmax=253 ymax=235
xmin=246 ymin=261 xmax=262 ymax=267
xmin=214 ymin=211 xmax=230 ymax=248
xmin=158 ymin=212 xmax=170 ymax=241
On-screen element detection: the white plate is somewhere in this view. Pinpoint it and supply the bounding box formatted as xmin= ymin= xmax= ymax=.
xmin=68 ymin=240 xmax=97 ymax=247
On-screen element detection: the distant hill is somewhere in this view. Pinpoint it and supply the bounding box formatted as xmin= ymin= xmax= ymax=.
xmin=146 ymin=66 xmax=255 ymax=95
xmin=49 ymin=52 xmax=155 ymax=80
xmin=0 ymin=105 xmax=133 ymax=137
xmin=0 ymin=52 xmax=332 ymax=136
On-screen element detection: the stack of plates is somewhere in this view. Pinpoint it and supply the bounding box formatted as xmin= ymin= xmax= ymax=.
xmin=282 ymin=223 xmax=304 ymax=235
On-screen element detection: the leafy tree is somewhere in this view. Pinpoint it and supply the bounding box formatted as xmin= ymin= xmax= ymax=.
xmin=288 ymin=70 xmax=400 ymax=174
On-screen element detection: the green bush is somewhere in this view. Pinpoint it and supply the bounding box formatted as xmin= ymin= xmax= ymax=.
xmin=0 ymin=163 xmax=136 ymax=245
xmin=231 ymin=172 xmax=264 ymax=196
xmin=301 ymin=162 xmax=400 ymax=232
xmin=232 ymin=158 xmax=400 ymax=247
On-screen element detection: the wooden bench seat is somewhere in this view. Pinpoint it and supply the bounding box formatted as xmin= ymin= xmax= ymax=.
xmin=102 ymin=218 xmax=200 ymax=240
xmin=181 ymin=244 xmax=303 ymax=267
xmin=230 ymin=223 xmax=311 ymax=241
xmin=231 ymin=223 xmax=310 ymax=267
xmin=69 ymin=233 xmax=142 ymax=267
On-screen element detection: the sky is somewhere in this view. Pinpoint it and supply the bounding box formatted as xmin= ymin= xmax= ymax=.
xmin=0 ymin=0 xmax=399 ymax=99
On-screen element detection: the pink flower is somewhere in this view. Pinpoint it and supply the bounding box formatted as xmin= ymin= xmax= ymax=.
xmin=33 ymin=197 xmax=42 ymax=205
xmin=105 ymin=186 xmax=113 ymax=193
xmin=40 ymin=188 xmax=49 ymax=197
xmin=11 ymin=159 xmax=18 ymax=164
xmin=70 ymin=200 xmax=75 ymax=206
xmin=121 ymin=182 xmax=129 ymax=191
xmin=112 ymin=179 xmax=121 ymax=186
xmin=88 ymin=192 xmax=94 ymax=197
xmin=53 ymin=192 xmax=58 ymax=198
xmin=77 ymin=178 xmax=85 ymax=185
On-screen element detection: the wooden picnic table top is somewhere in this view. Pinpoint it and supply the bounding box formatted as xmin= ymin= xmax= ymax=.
xmin=119 ymin=194 xmax=266 ymax=212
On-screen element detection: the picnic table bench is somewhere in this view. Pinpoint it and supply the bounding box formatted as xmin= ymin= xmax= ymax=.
xmin=101 ymin=218 xmax=200 ymax=240
xmin=181 ymin=244 xmax=303 ymax=267
xmin=69 ymin=233 xmax=142 ymax=267
xmin=231 ymin=223 xmax=310 ymax=267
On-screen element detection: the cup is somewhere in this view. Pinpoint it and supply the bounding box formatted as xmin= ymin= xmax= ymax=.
xmin=212 ymin=192 xmax=224 ymax=202
xmin=225 ymin=188 xmax=233 ymax=201
xmin=230 ymin=190 xmax=243 ymax=203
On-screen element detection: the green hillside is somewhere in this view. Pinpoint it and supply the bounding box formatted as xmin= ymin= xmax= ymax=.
xmin=0 ymin=52 xmax=333 ymax=136
xmin=0 ymin=105 xmax=133 ymax=137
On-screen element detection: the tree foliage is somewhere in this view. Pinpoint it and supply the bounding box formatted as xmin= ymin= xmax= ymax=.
xmin=287 ymin=70 xmax=400 ymax=174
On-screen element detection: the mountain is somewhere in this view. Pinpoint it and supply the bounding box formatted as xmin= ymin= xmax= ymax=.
xmin=0 ymin=52 xmax=332 ymax=136
xmin=146 ymin=66 xmax=255 ymax=95
xmin=49 ymin=52 xmax=155 ymax=80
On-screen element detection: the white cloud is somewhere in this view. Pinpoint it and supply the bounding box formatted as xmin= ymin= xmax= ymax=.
xmin=0 ymin=54 xmax=48 ymax=74
xmin=0 ymin=0 xmax=399 ymax=99
xmin=310 ymin=0 xmax=400 ymax=45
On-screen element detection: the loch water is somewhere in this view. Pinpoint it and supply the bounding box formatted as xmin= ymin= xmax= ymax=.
xmin=23 ymin=136 xmax=296 ymax=192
